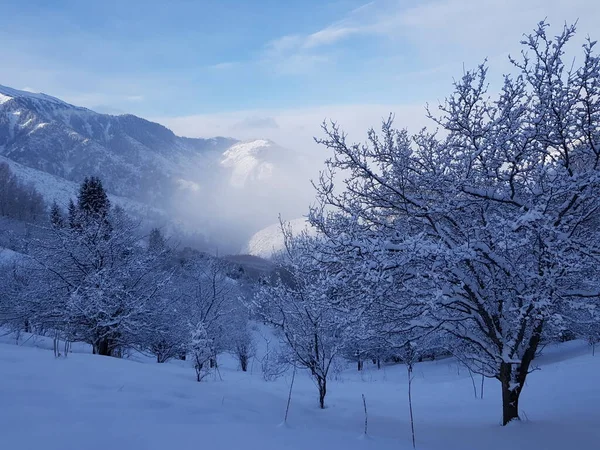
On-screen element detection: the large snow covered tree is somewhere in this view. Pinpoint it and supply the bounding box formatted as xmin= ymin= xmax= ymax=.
xmin=309 ymin=22 xmax=600 ymax=425
xmin=33 ymin=180 xmax=168 ymax=356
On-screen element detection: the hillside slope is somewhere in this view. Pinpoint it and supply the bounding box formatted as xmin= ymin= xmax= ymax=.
xmin=0 ymin=333 xmax=598 ymax=450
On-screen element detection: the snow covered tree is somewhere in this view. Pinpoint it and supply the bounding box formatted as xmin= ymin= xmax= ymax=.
xmin=569 ymin=302 xmax=600 ymax=356
xmin=190 ymin=321 xmax=214 ymax=381
xmin=77 ymin=176 xmax=110 ymax=219
xmin=0 ymin=260 xmax=37 ymax=334
xmin=254 ymin=222 xmax=346 ymax=408
xmin=49 ymin=201 xmax=65 ymax=229
xmin=144 ymin=301 xmax=189 ymax=363
xmin=0 ymin=162 xmax=46 ymax=222
xmin=67 ymin=199 xmax=78 ymax=229
xmin=138 ymin=234 xmax=188 ymax=363
xmin=176 ymin=251 xmax=248 ymax=374
xmin=309 ymin=22 xmax=600 ymax=425
xmin=33 ymin=180 xmax=168 ymax=356
xmin=148 ymin=228 xmax=167 ymax=254
xmin=231 ymin=324 xmax=256 ymax=372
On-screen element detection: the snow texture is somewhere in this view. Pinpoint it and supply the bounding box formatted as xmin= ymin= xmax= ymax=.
xmin=0 ymin=331 xmax=598 ymax=450
xmin=221 ymin=139 xmax=276 ymax=188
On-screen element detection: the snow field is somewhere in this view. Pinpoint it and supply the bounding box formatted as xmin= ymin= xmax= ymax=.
xmin=0 ymin=331 xmax=598 ymax=450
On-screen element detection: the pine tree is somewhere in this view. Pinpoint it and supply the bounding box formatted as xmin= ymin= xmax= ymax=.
xmin=67 ymin=199 xmax=79 ymax=229
xmin=70 ymin=177 xmax=113 ymax=238
xmin=77 ymin=177 xmax=110 ymax=218
xmin=148 ymin=228 xmax=166 ymax=254
xmin=50 ymin=201 xmax=64 ymax=229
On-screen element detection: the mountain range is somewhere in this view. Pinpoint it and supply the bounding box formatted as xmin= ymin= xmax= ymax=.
xmin=0 ymin=85 xmax=311 ymax=253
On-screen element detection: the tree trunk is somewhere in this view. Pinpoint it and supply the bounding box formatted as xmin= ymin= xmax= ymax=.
xmin=95 ymin=338 xmax=112 ymax=356
xmin=317 ymin=377 xmax=327 ymax=409
xmin=501 ymin=386 xmax=520 ymax=425
xmin=195 ymin=361 xmax=203 ymax=382
xmin=499 ymin=361 xmax=526 ymax=425
xmin=498 ymin=321 xmax=543 ymax=425
xmin=239 ymin=352 xmax=248 ymax=372
xmin=357 ymin=359 xmax=363 ymax=371
xmin=284 ymin=367 xmax=296 ymax=423
xmin=407 ymin=364 xmax=416 ymax=449
xmin=500 ymin=371 xmax=521 ymax=425
xmin=481 ymin=373 xmax=485 ymax=399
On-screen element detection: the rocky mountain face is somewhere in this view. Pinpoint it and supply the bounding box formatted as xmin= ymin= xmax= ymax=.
xmin=0 ymin=85 xmax=305 ymax=252
xmin=0 ymin=85 xmax=235 ymax=205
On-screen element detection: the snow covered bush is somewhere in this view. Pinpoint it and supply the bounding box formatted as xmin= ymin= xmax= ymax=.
xmin=190 ymin=322 xmax=214 ymax=382
xmin=232 ymin=326 xmax=256 ymax=372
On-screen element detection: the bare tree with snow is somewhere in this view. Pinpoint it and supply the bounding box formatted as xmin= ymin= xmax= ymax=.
xmin=309 ymin=22 xmax=600 ymax=425
xmin=254 ymin=222 xmax=345 ymax=409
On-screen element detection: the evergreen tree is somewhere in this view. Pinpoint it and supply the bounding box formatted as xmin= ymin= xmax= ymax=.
xmin=67 ymin=199 xmax=79 ymax=229
xmin=50 ymin=201 xmax=64 ymax=229
xmin=77 ymin=177 xmax=110 ymax=218
xmin=148 ymin=228 xmax=166 ymax=254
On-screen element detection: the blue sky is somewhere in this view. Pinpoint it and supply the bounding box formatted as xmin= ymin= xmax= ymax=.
xmin=2 ymin=0 xmax=599 ymax=148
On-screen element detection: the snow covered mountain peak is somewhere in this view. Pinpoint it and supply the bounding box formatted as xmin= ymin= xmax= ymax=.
xmin=221 ymin=139 xmax=278 ymax=188
xmin=0 ymin=85 xmax=75 ymax=108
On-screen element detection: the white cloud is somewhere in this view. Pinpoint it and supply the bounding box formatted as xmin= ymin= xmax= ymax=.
xmin=261 ymin=2 xmax=377 ymax=74
xmin=155 ymin=103 xmax=428 ymax=155
xmin=125 ymin=95 xmax=144 ymax=102
xmin=262 ymin=34 xmax=333 ymax=74
xmin=208 ymin=62 xmax=239 ymax=70
xmin=232 ymin=116 xmax=279 ymax=130
xmin=261 ymin=0 xmax=600 ymax=75
xmin=303 ymin=25 xmax=362 ymax=48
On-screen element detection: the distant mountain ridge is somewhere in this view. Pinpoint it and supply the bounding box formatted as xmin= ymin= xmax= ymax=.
xmin=0 ymin=85 xmax=301 ymax=252
xmin=0 ymin=84 xmax=236 ymax=205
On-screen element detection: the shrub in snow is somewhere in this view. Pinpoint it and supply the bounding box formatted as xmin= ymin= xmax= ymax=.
xmin=190 ymin=322 xmax=214 ymax=382
xmin=232 ymin=327 xmax=256 ymax=372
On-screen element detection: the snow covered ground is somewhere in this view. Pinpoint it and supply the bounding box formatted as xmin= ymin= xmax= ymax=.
xmin=0 ymin=246 xmax=22 ymax=265
xmin=0 ymin=331 xmax=598 ymax=450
